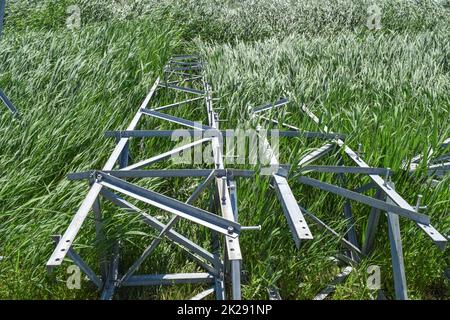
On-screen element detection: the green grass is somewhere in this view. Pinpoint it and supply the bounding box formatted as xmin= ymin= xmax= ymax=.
xmin=0 ymin=0 xmax=449 ymax=299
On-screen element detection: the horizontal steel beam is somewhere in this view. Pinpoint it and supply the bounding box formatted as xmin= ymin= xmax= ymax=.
xmin=104 ymin=129 xmax=340 ymax=140
xmin=98 ymin=173 xmax=241 ymax=238
xmin=68 ymin=169 xmax=255 ymax=181
xmin=122 ymin=273 xmax=214 ymax=287
xmin=159 ymin=83 xmax=205 ymax=95
xmin=140 ymin=108 xmax=213 ymax=131
xmin=298 ymin=176 xmax=430 ymax=224
xmin=253 ymin=98 xmax=289 ymax=114
xmin=105 ymin=130 xmax=223 ymax=138
xmin=299 ymin=165 xmax=392 ymax=176
xmin=166 ymin=66 xmax=202 ymax=72
xmin=278 ymin=131 xmax=345 ymax=140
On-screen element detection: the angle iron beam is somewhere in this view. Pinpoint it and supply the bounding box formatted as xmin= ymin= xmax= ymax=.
xmin=205 ymin=80 xmax=242 ymax=261
xmin=159 ymin=83 xmax=205 ymax=95
xmin=252 ymin=98 xmax=289 ymax=114
xmin=98 ymin=173 xmax=241 ymax=238
xmin=47 ymin=182 xmax=103 ymax=268
xmin=122 ymin=273 xmax=214 ymax=287
xmin=386 ymin=182 xmax=408 ymax=300
xmin=163 ymin=75 xmax=203 ymax=86
xmin=68 ymin=169 xmax=255 ymax=181
xmin=104 ymin=130 xmax=222 ymax=138
xmin=254 ymin=107 xmax=313 ymax=246
xmin=154 ymin=96 xmax=204 ymax=112
xmin=298 ymin=176 xmax=430 ymax=224
xmin=273 ymin=174 xmax=313 ymax=247
xmin=298 ymin=143 xmax=337 ymax=167
xmin=140 ymin=107 xmax=213 ymax=131
xmin=51 ymin=235 xmax=103 ymax=289
xmin=278 ymin=131 xmax=345 ymax=140
xmin=260 ymin=115 xmax=305 ymax=131
xmin=343 ymin=201 xmax=360 ymax=262
xmin=166 ymin=66 xmax=202 ymax=72
xmin=104 ymin=78 xmax=160 ymax=170
xmin=228 ymin=179 xmax=241 ymax=300
xmin=430 ymin=153 xmax=450 ymax=165
xmin=299 ymin=165 xmax=392 ymax=176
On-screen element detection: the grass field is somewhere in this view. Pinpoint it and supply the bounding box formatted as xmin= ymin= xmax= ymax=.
xmin=0 ymin=0 xmax=449 ymax=299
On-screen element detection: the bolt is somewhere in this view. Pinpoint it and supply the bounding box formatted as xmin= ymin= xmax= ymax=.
xmin=221 ymin=177 xmax=227 ymax=204
xmin=357 ymin=143 xmax=362 ymax=159
xmin=415 ymin=194 xmax=423 ymax=212
xmin=227 ymin=226 xmax=234 ymax=234
xmin=384 ymin=167 xmax=391 ymax=187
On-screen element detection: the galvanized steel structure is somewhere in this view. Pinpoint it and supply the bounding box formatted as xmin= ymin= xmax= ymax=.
xmin=47 ymin=54 xmax=447 ymax=300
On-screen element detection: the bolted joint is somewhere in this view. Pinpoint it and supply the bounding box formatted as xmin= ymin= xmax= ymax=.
xmin=221 ymin=177 xmax=227 ymax=204
xmin=384 ymin=167 xmax=391 ymax=187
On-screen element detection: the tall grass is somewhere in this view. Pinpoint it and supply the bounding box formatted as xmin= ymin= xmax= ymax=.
xmin=0 ymin=0 xmax=448 ymax=299
xmin=5 ymin=0 xmax=450 ymax=39
xmin=0 ymin=18 xmax=181 ymax=298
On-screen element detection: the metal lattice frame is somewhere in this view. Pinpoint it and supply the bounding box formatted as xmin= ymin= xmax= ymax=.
xmin=401 ymin=137 xmax=450 ymax=189
xmin=47 ymin=55 xmax=447 ymax=300
xmin=251 ymin=100 xmax=447 ymax=299
xmin=0 ymin=0 xmax=19 ymax=116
